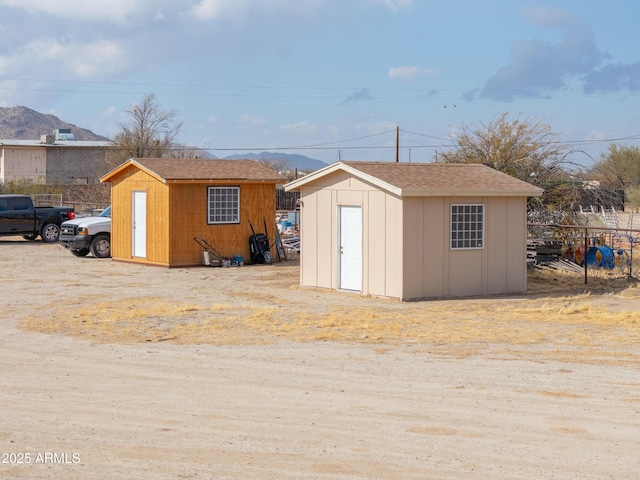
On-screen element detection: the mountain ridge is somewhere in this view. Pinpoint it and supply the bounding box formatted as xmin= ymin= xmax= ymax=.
xmin=223 ymin=151 xmax=328 ymax=171
xmin=0 ymin=106 xmax=109 ymax=141
xmin=0 ymin=106 xmax=328 ymax=171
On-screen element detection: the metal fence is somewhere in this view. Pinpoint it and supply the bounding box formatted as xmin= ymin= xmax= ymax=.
xmin=276 ymin=190 xmax=300 ymax=211
xmin=31 ymin=194 xmax=63 ymax=206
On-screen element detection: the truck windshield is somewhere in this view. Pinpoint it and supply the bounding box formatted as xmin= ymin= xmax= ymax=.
xmin=99 ymin=206 xmax=111 ymax=217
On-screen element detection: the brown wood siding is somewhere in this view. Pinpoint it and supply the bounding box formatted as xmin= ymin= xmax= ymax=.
xmin=169 ymin=181 xmax=277 ymax=266
xmin=105 ymin=160 xmax=279 ymax=267
xmin=109 ymin=168 xmax=136 ymax=261
xmin=147 ymin=179 xmax=171 ymax=265
xmin=109 ymin=168 xmax=170 ymax=265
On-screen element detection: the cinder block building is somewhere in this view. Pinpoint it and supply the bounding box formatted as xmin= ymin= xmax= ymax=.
xmin=0 ymin=129 xmax=111 ymax=185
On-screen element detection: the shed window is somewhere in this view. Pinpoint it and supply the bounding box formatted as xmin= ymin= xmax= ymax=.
xmin=207 ymin=186 xmax=240 ymax=224
xmin=450 ymin=204 xmax=484 ymax=249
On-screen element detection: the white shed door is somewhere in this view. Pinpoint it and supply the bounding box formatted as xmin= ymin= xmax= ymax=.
xmin=339 ymin=205 xmax=362 ymax=292
xmin=132 ymin=191 xmax=147 ymax=258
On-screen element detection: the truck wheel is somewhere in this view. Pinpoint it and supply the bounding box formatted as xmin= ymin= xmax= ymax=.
xmin=90 ymin=234 xmax=111 ymax=258
xmin=22 ymin=233 xmax=38 ymax=241
xmin=40 ymin=223 xmax=61 ymax=243
xmin=71 ymin=248 xmax=90 ymax=257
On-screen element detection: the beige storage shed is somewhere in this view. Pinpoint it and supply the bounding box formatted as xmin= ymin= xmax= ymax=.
xmin=284 ymin=161 xmax=543 ymax=300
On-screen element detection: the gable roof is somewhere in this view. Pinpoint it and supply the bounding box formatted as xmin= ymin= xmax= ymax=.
xmin=101 ymin=158 xmax=285 ymax=184
xmin=284 ymin=161 xmax=544 ymax=197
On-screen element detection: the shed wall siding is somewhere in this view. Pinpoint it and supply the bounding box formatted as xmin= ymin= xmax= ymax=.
xmin=486 ymin=196 xmax=508 ymax=295
xmin=299 ymin=170 xmax=390 ymax=294
xmin=168 ymin=182 xmax=276 ymax=266
xmin=505 ymin=197 xmax=527 ymax=293
xmin=300 ymin=186 xmax=319 ymax=287
xmin=297 ymin=170 xmax=530 ymax=300
xmin=317 ymin=188 xmax=334 ymax=288
xmin=400 ymin=195 xmax=528 ymax=299
xmin=110 ymin=168 xmax=170 ymax=265
xmin=402 ymin=197 xmax=447 ymax=299
xmin=367 ymin=191 xmax=387 ymax=297
xmin=485 ymin=196 xmax=527 ymax=295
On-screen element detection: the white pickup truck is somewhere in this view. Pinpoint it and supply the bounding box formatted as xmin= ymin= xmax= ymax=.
xmin=59 ymin=206 xmax=111 ymax=258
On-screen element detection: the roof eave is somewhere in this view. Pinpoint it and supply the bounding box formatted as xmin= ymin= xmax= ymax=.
xmin=284 ymin=162 xmax=343 ymax=191
xmin=284 ymin=161 xmax=401 ymax=194
xmin=165 ymin=178 xmax=283 ymax=184
xmin=101 ymin=158 xmax=168 ymax=184
xmin=401 ymin=188 xmax=544 ymax=197
xmin=100 ymin=158 xmax=134 ymax=183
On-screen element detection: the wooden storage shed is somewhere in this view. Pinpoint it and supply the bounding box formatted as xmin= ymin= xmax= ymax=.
xmin=101 ymin=158 xmax=284 ymax=267
xmin=284 ymin=161 xmax=543 ymax=300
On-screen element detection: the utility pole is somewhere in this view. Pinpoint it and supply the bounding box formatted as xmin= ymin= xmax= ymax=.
xmin=395 ymin=126 xmax=399 ymax=163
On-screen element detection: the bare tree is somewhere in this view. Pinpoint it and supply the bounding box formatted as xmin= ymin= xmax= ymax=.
xmin=108 ymin=94 xmax=183 ymax=168
xmin=256 ymin=157 xmax=290 ymax=173
xmin=437 ymin=112 xmax=583 ymax=213
xmin=166 ymin=145 xmax=211 ymax=159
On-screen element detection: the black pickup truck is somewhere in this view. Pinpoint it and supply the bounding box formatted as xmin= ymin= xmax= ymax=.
xmin=0 ymin=194 xmax=75 ymax=242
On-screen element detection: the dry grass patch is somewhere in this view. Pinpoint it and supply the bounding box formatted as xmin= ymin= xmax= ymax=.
xmin=18 ymin=268 xmax=640 ymax=365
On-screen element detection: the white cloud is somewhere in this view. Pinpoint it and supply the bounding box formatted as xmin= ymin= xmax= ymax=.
xmin=189 ymin=0 xmax=239 ymax=21
xmin=388 ymin=66 xmax=436 ymax=83
xmin=238 ymin=114 xmax=268 ymax=128
xmin=373 ymin=0 xmax=412 ymax=12
xmin=279 ymin=121 xmax=319 ymax=136
xmin=189 ymin=0 xmax=325 ymax=21
xmin=72 ymin=41 xmax=128 ymax=78
xmin=0 ymin=0 xmax=157 ymax=24
xmin=526 ymin=7 xmax=578 ymax=28
xmin=0 ymin=38 xmax=128 ymax=79
xmin=584 ymin=129 xmax=608 ymax=142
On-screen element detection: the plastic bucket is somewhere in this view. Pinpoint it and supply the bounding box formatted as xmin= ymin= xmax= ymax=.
xmin=586 ymin=246 xmax=615 ymax=269
xmin=280 ymin=221 xmax=293 ymax=234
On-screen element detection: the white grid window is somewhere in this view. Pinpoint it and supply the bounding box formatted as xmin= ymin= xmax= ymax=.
xmin=207 ymin=186 xmax=240 ymax=224
xmin=451 ymin=204 xmax=484 ymax=249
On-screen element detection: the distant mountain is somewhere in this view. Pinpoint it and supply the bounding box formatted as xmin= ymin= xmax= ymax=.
xmin=0 ymin=106 xmax=108 ymax=141
xmin=224 ymin=151 xmax=328 ymax=172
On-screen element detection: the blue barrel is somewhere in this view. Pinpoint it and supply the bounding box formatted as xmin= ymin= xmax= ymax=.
xmin=586 ymin=246 xmax=615 ymax=269
xmin=280 ymin=221 xmax=293 ymax=233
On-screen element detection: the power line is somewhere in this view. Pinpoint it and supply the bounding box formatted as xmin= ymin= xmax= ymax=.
xmin=283 ymin=129 xmax=396 ymax=149
xmin=2 ymin=77 xmax=640 ymax=100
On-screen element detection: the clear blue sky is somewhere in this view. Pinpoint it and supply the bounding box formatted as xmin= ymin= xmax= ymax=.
xmin=0 ymin=0 xmax=638 ymax=167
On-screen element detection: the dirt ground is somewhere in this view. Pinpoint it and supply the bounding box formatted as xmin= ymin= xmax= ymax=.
xmin=1 ymin=237 xmax=639 ymax=479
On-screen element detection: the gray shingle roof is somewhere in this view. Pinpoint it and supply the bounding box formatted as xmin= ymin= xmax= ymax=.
xmin=102 ymin=158 xmax=285 ymax=183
